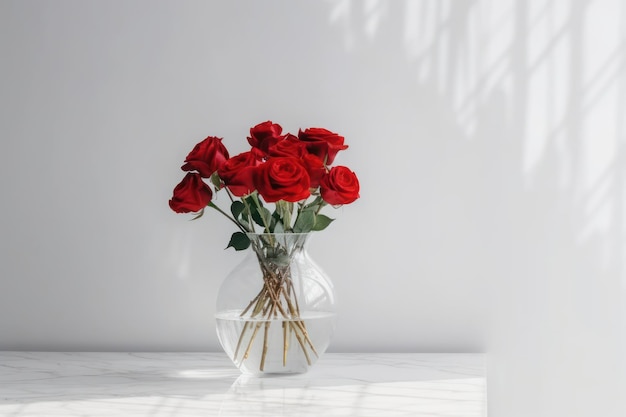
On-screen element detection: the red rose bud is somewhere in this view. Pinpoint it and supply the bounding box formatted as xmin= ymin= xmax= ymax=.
xmin=169 ymin=172 xmax=213 ymax=213
xmin=255 ymin=157 xmax=311 ymax=203
xmin=247 ymin=121 xmax=285 ymax=154
xmin=218 ymin=151 xmax=260 ymax=197
xmin=298 ymin=127 xmax=348 ymax=165
xmin=302 ymin=153 xmax=326 ymax=189
xmin=181 ymin=136 xmax=229 ymax=178
xmin=268 ymin=134 xmax=307 ymax=158
xmin=320 ymin=166 xmax=360 ymax=205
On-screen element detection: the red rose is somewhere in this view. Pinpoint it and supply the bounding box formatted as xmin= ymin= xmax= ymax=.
xmin=302 ymin=153 xmax=326 ymax=189
xmin=248 ymin=121 xmax=284 ymax=154
xmin=169 ymin=172 xmax=213 ymax=213
xmin=181 ymin=136 xmax=229 ymax=178
xmin=255 ymin=157 xmax=311 ymax=202
xmin=268 ymin=134 xmax=307 ymax=158
xmin=320 ymin=166 xmax=360 ymax=205
xmin=298 ymin=127 xmax=348 ymax=165
xmin=218 ymin=151 xmax=260 ymax=196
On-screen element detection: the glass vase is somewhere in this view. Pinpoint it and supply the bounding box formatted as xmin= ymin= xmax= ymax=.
xmin=215 ymin=233 xmax=336 ymax=375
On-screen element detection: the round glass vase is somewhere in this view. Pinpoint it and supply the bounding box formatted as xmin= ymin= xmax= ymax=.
xmin=215 ymin=233 xmax=336 ymax=375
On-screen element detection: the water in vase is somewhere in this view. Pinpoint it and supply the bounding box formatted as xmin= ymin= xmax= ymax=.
xmin=216 ymin=310 xmax=336 ymax=375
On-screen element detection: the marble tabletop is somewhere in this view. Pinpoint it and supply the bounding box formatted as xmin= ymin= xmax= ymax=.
xmin=0 ymin=352 xmax=486 ymax=416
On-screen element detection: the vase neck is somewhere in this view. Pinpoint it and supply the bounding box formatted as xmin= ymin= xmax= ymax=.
xmin=247 ymin=233 xmax=311 ymax=267
xmin=247 ymin=233 xmax=310 ymax=251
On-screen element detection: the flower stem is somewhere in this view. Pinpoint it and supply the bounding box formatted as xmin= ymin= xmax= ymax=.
xmin=251 ymin=193 xmax=271 ymax=234
xmin=225 ymin=188 xmax=236 ymax=204
xmin=241 ymin=196 xmax=259 ymax=234
xmin=260 ymin=321 xmax=270 ymax=371
xmin=232 ymin=240 xmax=318 ymax=371
xmin=283 ymin=321 xmax=288 ymax=366
xmin=208 ymin=202 xmax=249 ymax=232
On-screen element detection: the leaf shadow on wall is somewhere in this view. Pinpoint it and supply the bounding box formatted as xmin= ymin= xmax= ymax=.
xmin=321 ymin=1 xmax=626 ymax=416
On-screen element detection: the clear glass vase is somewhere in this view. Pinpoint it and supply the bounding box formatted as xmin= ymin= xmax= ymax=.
xmin=215 ymin=233 xmax=336 ymax=375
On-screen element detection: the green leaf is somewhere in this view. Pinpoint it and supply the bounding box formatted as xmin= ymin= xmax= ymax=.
xmin=230 ymin=201 xmax=245 ymax=220
xmin=303 ymin=196 xmax=323 ymax=211
xmin=190 ymin=208 xmax=204 ymax=221
xmin=251 ymin=206 xmax=272 ymax=229
xmin=226 ymin=232 xmax=250 ymax=251
xmin=274 ymin=219 xmax=285 ymax=234
xmin=293 ymin=210 xmax=315 ymax=233
xmin=244 ymin=193 xmax=262 ymax=208
xmin=210 ymin=172 xmax=222 ymax=189
xmin=246 ymin=200 xmax=269 ymax=229
xmin=312 ymin=214 xmax=334 ymax=231
xmin=243 ymin=194 xmax=271 ymax=230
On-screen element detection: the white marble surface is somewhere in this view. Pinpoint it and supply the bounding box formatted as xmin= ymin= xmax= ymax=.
xmin=0 ymin=352 xmax=486 ymax=416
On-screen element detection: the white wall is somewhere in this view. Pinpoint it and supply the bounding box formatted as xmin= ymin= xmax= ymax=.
xmin=2 ymin=1 xmax=626 ymax=415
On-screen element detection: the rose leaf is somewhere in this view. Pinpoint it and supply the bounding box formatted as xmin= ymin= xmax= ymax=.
xmin=230 ymin=201 xmax=245 ymax=220
xmin=226 ymin=232 xmax=251 ymax=251
xmin=312 ymin=214 xmax=334 ymax=231
xmin=293 ymin=210 xmax=315 ymax=233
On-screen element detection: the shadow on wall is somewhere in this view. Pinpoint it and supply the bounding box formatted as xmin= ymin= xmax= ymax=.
xmin=324 ymin=0 xmax=626 ymax=416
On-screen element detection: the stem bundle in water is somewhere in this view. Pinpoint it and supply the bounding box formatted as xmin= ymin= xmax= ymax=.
xmin=233 ymin=264 xmax=318 ymax=371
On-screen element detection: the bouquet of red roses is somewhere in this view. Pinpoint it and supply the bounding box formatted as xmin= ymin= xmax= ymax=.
xmin=169 ymin=121 xmax=359 ymax=372
xmin=169 ymin=121 xmax=359 ymax=246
